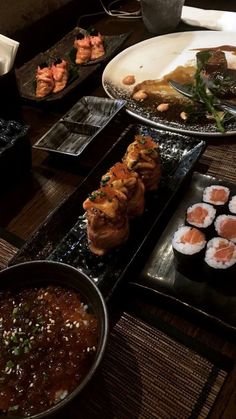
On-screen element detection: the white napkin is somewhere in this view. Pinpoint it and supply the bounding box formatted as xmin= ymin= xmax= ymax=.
xmin=0 ymin=34 xmax=19 ymax=76
xmin=181 ymin=6 xmax=236 ymax=31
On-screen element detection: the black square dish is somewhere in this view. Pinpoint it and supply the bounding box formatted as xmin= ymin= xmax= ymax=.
xmin=33 ymin=96 xmax=126 ymax=156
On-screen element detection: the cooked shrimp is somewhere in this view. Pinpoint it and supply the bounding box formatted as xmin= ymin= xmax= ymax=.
xmin=74 ymin=33 xmax=91 ymax=64
xmin=35 ymin=63 xmax=54 ymax=98
xmin=51 ymin=58 xmax=68 ymax=93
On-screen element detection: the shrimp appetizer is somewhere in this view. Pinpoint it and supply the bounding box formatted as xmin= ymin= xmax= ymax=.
xmin=74 ymin=33 xmax=92 ymax=64
xmin=51 ymin=58 xmax=69 ymax=93
xmin=89 ymin=29 xmax=105 ymax=61
xmin=35 ymin=62 xmax=54 ymax=98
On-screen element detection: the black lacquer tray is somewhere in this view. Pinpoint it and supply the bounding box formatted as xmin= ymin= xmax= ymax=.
xmin=132 ymin=172 xmax=236 ymax=332
xmin=16 ymin=27 xmax=130 ymax=103
xmin=10 ymin=125 xmax=205 ymax=298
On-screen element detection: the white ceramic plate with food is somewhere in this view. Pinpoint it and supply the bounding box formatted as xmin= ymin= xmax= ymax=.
xmin=102 ymin=30 xmax=236 ymax=136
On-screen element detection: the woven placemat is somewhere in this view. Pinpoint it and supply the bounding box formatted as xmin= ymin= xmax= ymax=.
xmin=66 ymin=312 xmax=230 ymax=419
xmin=200 ymin=143 xmax=236 ymax=183
xmin=0 ymin=238 xmax=18 ymax=269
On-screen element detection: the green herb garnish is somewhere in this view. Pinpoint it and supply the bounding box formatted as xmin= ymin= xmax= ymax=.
xmin=12 ymin=347 xmax=21 ymax=356
xmin=192 ymin=51 xmax=226 ymax=133
xmin=89 ymin=190 xmax=106 ymax=201
xmin=5 ymin=360 xmax=14 ymax=370
xmin=8 ymin=405 xmax=19 ymax=412
xmin=101 ymin=176 xmax=110 ymax=186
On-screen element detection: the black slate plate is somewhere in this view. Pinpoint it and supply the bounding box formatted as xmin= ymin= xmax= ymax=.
xmin=33 ymin=96 xmax=126 ymax=156
xmin=131 ymin=172 xmax=236 ymax=332
xmin=10 ymin=125 xmax=205 ymax=299
xmin=16 ymin=27 xmax=130 ymax=103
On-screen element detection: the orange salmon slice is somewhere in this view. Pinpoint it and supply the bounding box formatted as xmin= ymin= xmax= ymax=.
xmin=181 ymin=228 xmax=205 ymax=244
xmin=214 ymin=241 xmax=235 ymax=262
xmin=210 ymin=188 xmax=228 ymax=203
xmin=187 ymin=206 xmax=208 ymax=224
xmin=219 ymin=218 xmax=236 ymax=240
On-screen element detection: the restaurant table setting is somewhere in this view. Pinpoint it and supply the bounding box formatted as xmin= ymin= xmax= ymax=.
xmin=1 ymin=0 xmax=236 ymax=418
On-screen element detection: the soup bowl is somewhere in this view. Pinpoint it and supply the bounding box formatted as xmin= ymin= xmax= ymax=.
xmin=0 ymin=260 xmax=109 ymax=418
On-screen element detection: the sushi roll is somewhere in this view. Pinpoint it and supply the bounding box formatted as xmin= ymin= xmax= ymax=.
xmin=202 ymin=185 xmax=230 ymax=213
xmin=204 ymin=237 xmax=236 ymax=282
xmin=172 ymin=226 xmax=206 ymax=280
xmin=186 ymin=202 xmax=216 ymax=237
xmin=215 ymin=214 xmax=236 ymax=243
xmin=228 ymin=195 xmax=236 ymax=215
xmin=123 ymin=135 xmax=161 ymax=191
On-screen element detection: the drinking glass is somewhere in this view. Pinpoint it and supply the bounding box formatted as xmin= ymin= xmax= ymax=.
xmin=140 ymin=0 xmax=185 ymax=34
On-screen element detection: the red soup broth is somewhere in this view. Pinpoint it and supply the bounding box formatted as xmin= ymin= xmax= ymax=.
xmin=0 ymin=285 xmax=99 ymax=417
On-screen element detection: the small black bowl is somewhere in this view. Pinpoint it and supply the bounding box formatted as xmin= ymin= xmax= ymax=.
xmin=0 ymin=260 xmax=109 ymax=419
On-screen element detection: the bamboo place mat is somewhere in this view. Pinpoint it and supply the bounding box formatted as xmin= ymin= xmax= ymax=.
xmin=0 ymin=238 xmax=18 ymax=269
xmin=66 ymin=312 xmax=231 ymax=419
xmin=200 ymin=143 xmax=236 ymax=183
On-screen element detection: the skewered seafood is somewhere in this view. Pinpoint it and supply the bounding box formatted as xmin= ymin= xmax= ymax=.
xmin=123 ymin=135 xmax=161 ymax=191
xmin=51 ymin=58 xmax=69 ymax=93
xmin=74 ymin=33 xmax=91 ymax=64
xmin=89 ymin=29 xmax=105 ymax=61
xmin=83 ymin=186 xmax=129 ymax=256
xmin=35 ymin=62 xmax=54 ymax=98
xmin=101 ymin=162 xmax=145 ymax=217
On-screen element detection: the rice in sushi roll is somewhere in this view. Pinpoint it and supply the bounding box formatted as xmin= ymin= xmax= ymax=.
xmin=215 ymin=214 xmax=236 ymax=243
xmin=172 ymin=226 xmax=206 ymax=280
xmin=204 ymin=237 xmax=236 ymax=282
xmin=203 ymin=185 xmax=230 ymax=213
xmin=186 ymin=202 xmax=216 ymax=236
xmin=228 ymin=195 xmax=236 ymax=215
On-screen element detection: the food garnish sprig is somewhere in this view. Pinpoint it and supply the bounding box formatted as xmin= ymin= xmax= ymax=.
xmin=191 ymin=51 xmax=230 ymax=133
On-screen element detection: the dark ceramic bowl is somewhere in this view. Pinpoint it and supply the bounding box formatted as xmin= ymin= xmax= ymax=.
xmin=0 ymin=260 xmax=109 ymax=419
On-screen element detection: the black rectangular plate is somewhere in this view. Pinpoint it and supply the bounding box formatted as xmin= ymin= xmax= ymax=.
xmin=33 ymin=96 xmax=126 ymax=156
xmin=10 ymin=125 xmax=205 ymax=299
xmin=16 ymin=27 xmax=130 ymax=103
xmin=132 ymin=172 xmax=236 ymax=333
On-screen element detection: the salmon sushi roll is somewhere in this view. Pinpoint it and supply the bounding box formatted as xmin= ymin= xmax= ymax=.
xmin=215 ymin=214 xmax=236 ymax=243
xmin=204 ymin=237 xmax=236 ymax=282
xmin=203 ymin=185 xmax=230 ymax=213
xmin=186 ymin=202 xmax=216 ymax=237
xmin=228 ymin=195 xmax=236 ymax=214
xmin=172 ymin=226 xmax=206 ymax=280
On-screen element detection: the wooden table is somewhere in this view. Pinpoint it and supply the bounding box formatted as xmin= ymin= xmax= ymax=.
xmin=1 ymin=1 xmax=236 ymax=417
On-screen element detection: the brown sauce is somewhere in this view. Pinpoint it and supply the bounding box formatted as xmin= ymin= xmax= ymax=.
xmin=133 ymin=65 xmax=196 ymax=99
xmin=192 ymin=45 xmax=236 ymax=55
xmin=0 ymin=285 xmax=98 ymax=417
